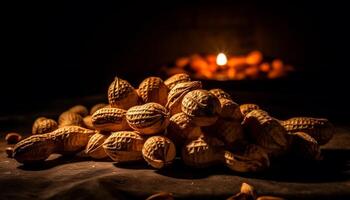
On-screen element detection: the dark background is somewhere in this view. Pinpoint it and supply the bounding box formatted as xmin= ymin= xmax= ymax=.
xmin=2 ymin=1 xmax=350 ymax=123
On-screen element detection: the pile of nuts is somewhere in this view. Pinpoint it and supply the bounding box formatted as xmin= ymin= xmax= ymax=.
xmin=5 ymin=73 xmax=334 ymax=173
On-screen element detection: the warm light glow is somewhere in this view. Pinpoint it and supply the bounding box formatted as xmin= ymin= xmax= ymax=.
xmin=216 ymin=53 xmax=227 ymax=66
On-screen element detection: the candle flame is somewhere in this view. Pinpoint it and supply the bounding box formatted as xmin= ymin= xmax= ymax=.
xmin=216 ymin=53 xmax=227 ymax=66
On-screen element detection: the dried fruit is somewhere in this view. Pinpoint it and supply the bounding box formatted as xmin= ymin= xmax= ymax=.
xmin=181 ymin=89 xmax=221 ymax=126
xmin=164 ymin=73 xmax=191 ymax=90
xmin=5 ymin=132 xmax=22 ymax=144
xmin=138 ymin=76 xmax=168 ymax=106
xmin=233 ymin=104 xmax=260 ymax=121
xmin=58 ymin=111 xmax=84 ymax=127
xmin=90 ymin=103 xmax=108 ymax=115
xmin=108 ymin=77 xmax=139 ymax=109
xmin=281 ymin=117 xmax=334 ymax=145
xmin=126 ymin=103 xmax=170 ymax=135
xmin=166 ymin=112 xmax=202 ymax=147
xmin=6 ymin=147 xmax=13 ymax=158
xmin=13 ymin=126 xmax=95 ymax=164
xmin=85 ymin=132 xmax=108 ymax=159
xmin=288 ymin=132 xmax=321 ymax=160
xmin=242 ymin=109 xmax=288 ymax=156
xmin=69 ymin=105 xmax=89 ymax=117
xmin=103 ymin=131 xmax=145 ymax=162
xmin=32 ymin=118 xmax=58 ymax=134
xmin=142 ymin=136 xmax=176 ymax=169
xmin=83 ymin=115 xmax=94 ymax=130
xmin=166 ymin=81 xmax=202 ymax=115
xmin=91 ymin=107 xmax=130 ymax=131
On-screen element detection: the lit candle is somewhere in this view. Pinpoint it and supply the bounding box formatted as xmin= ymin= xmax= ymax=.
xmin=216 ymin=53 xmax=227 ymax=66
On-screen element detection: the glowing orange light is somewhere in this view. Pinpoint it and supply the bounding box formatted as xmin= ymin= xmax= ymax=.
xmin=216 ymin=53 xmax=227 ymax=66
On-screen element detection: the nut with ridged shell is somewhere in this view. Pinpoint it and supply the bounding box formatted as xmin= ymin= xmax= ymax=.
xmin=32 ymin=118 xmax=58 ymax=134
xmin=233 ymin=103 xmax=260 ymax=121
xmin=164 ymin=73 xmax=191 ymax=90
xmin=58 ymin=111 xmax=84 ymax=127
xmin=83 ymin=115 xmax=94 ymax=130
xmin=242 ymin=109 xmax=289 ymax=157
xmin=108 ymin=77 xmax=139 ymax=109
xmin=138 ymin=76 xmax=168 ymax=106
xmin=85 ymin=132 xmax=109 ymax=159
xmin=102 ymin=131 xmax=145 ymax=162
xmin=142 ymin=136 xmax=176 ymax=169
xmin=288 ymin=131 xmax=321 ymax=160
xmin=209 ymin=88 xmax=232 ymax=100
xmin=69 ymin=105 xmax=89 ymax=117
xmin=126 ymin=103 xmax=170 ymax=135
xmin=91 ymin=107 xmax=130 ymax=131
xmin=166 ymin=81 xmax=202 ymax=115
xmin=181 ymin=89 xmax=221 ymax=126
xmin=281 ymin=117 xmax=334 ymax=145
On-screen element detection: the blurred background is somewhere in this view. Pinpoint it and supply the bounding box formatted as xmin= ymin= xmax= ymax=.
xmin=2 ymin=1 xmax=350 ymax=129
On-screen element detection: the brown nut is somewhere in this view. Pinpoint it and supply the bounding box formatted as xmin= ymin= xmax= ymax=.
xmin=166 ymin=112 xmax=202 ymax=147
xmin=233 ymin=104 xmax=260 ymax=121
xmin=126 ymin=103 xmax=170 ymax=135
xmin=142 ymin=136 xmax=176 ymax=169
xmin=5 ymin=133 xmax=22 ymax=144
xmin=83 ymin=115 xmax=94 ymax=130
xmin=69 ymin=105 xmax=89 ymax=117
xmin=166 ymin=81 xmax=202 ymax=115
xmin=219 ymin=98 xmax=239 ymax=120
xmin=181 ymin=89 xmax=221 ymax=126
xmin=6 ymin=147 xmax=14 ymax=158
xmin=281 ymin=117 xmax=334 ymax=145
xmin=164 ymin=73 xmax=191 ymax=90
xmin=288 ymin=132 xmax=321 ymax=160
xmin=103 ymin=131 xmax=145 ymax=162
xmin=91 ymin=107 xmax=130 ymax=131
xmin=90 ymin=103 xmax=108 ymax=115
xmin=209 ymin=88 xmax=233 ymax=100
xmin=32 ymin=118 xmax=58 ymax=134
xmin=108 ymin=76 xmax=139 ymax=109
xmin=138 ymin=76 xmax=168 ymax=106
xmin=242 ymin=109 xmax=288 ymax=157
xmin=85 ymin=132 xmax=108 ymax=159
xmin=58 ymin=111 xmax=84 ymax=127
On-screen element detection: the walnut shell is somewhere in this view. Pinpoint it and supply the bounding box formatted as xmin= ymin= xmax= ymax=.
xmin=90 ymin=103 xmax=108 ymax=115
xmin=242 ymin=109 xmax=289 ymax=157
xmin=5 ymin=132 xmax=22 ymax=144
xmin=126 ymin=103 xmax=170 ymax=135
xmin=58 ymin=111 xmax=84 ymax=127
xmin=288 ymin=132 xmax=321 ymax=160
xmin=108 ymin=77 xmax=139 ymax=109
xmin=281 ymin=117 xmax=334 ymax=145
xmin=142 ymin=136 xmax=176 ymax=169
xmin=138 ymin=76 xmax=168 ymax=106
xmin=233 ymin=103 xmax=260 ymax=121
xmin=166 ymin=81 xmax=202 ymax=116
xmin=181 ymin=89 xmax=221 ymax=126
xmin=166 ymin=112 xmax=202 ymax=147
xmin=69 ymin=105 xmax=89 ymax=117
xmin=103 ymin=131 xmax=145 ymax=162
xmin=32 ymin=118 xmax=58 ymax=134
xmin=91 ymin=107 xmax=130 ymax=131
xmin=164 ymin=73 xmax=191 ymax=90
xmin=85 ymin=132 xmax=108 ymax=159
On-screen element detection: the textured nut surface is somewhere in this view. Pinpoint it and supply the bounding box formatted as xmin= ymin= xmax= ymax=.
xmin=32 ymin=118 xmax=58 ymax=134
xmin=90 ymin=103 xmax=108 ymax=115
xmin=242 ymin=109 xmax=288 ymax=156
xmin=288 ymin=132 xmax=321 ymax=160
xmin=164 ymin=73 xmax=191 ymax=90
xmin=138 ymin=76 xmax=168 ymax=106
xmin=108 ymin=77 xmax=139 ymax=109
xmin=85 ymin=132 xmax=108 ymax=159
xmin=209 ymin=88 xmax=232 ymax=100
xmin=69 ymin=105 xmax=89 ymax=117
xmin=224 ymin=144 xmax=270 ymax=172
xmin=166 ymin=112 xmax=201 ymax=147
xmin=181 ymin=89 xmax=221 ymax=126
xmin=218 ymin=98 xmax=239 ymax=119
xmin=233 ymin=103 xmax=260 ymax=121
xmin=182 ymin=136 xmax=223 ymax=168
xmin=142 ymin=136 xmax=176 ymax=169
xmin=103 ymin=131 xmax=145 ymax=162
xmin=166 ymin=81 xmax=202 ymax=115
xmin=5 ymin=133 xmax=22 ymax=144
xmin=281 ymin=117 xmax=334 ymax=145
xmin=58 ymin=111 xmax=84 ymax=127
xmin=126 ymin=103 xmax=170 ymax=135
xmin=91 ymin=107 xmax=130 ymax=131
